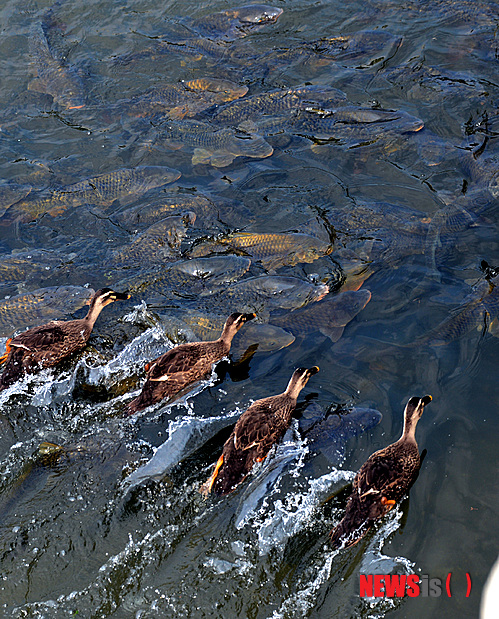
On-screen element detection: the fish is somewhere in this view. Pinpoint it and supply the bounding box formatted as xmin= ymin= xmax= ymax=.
xmin=116 ymin=78 xmax=248 ymax=120
xmin=0 ymin=286 xmax=94 ymax=337
xmin=272 ymin=289 xmax=372 ymax=342
xmin=28 ymin=22 xmax=85 ymax=110
xmin=115 ymin=36 xmax=228 ymax=66
xmin=183 ymin=4 xmax=284 ymax=40
xmin=309 ymin=30 xmax=403 ymax=63
xmin=0 ymin=183 xmax=32 ymax=218
xmin=117 ymin=255 xmax=252 ymax=300
xmin=0 ymin=250 xmax=69 ymax=291
xmin=115 ymin=5 xmax=282 ymax=66
xmin=155 ymin=119 xmax=273 ymax=167
xmin=108 ymin=213 xmax=196 ymax=270
xmin=190 ymin=232 xmax=332 ymax=269
xmin=160 ymin=310 xmax=295 ymax=353
xmin=212 ymin=86 xmax=347 ymax=125
xmin=256 ymin=106 xmax=424 ymax=146
xmin=301 ymin=405 xmax=383 ymax=464
xmin=416 ymin=278 xmax=499 ymax=346
xmin=0 ymin=166 xmax=181 ymax=226
xmin=113 ymin=193 xmax=254 ymax=230
xmin=196 ymin=275 xmax=329 ymax=318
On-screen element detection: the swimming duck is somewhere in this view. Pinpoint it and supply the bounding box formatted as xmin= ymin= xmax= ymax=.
xmin=127 ymin=312 xmax=255 ymax=414
xmin=0 ymin=288 xmax=130 ymax=391
xmin=201 ymin=366 xmax=319 ymax=496
xmin=329 ymin=395 xmax=432 ymax=550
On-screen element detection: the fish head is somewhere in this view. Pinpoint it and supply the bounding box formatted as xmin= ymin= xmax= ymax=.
xmin=136 ymin=166 xmax=182 ymax=191
xmin=232 ymin=5 xmax=284 ymax=24
xmin=185 ymin=77 xmax=248 ymax=101
xmin=297 ymin=238 xmax=332 ymax=263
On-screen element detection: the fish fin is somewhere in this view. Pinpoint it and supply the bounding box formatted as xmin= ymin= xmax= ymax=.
xmin=319 ymin=325 xmax=345 ymax=342
xmin=28 ymin=78 xmax=47 ymax=94
xmin=488 ymin=317 xmax=499 ymax=337
xmin=192 ymin=148 xmax=212 ymax=165
xmin=167 ymin=105 xmax=189 ymax=120
xmin=237 ymin=120 xmax=258 ymax=133
xmin=209 ymin=153 xmax=236 ymax=168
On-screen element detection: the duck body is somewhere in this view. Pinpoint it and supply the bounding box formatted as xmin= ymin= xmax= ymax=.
xmin=202 ymin=366 xmax=319 ymax=495
xmin=127 ymin=312 xmax=255 ymax=414
xmin=0 ymin=288 xmax=129 ymax=391
xmin=329 ymin=395 xmax=432 ymax=549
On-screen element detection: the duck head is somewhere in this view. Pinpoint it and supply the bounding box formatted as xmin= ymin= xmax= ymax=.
xmin=285 ymin=366 xmax=320 ymax=398
xmin=86 ymin=288 xmax=130 ymax=322
xmin=221 ymin=312 xmax=256 ymax=341
xmin=402 ymin=394 xmax=432 ymax=440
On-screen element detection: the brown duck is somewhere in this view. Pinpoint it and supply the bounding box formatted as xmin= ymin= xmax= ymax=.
xmin=0 ymin=288 xmax=130 ymax=391
xmin=201 ymin=366 xmax=320 ymax=496
xmin=329 ymin=395 xmax=432 ymax=550
xmin=127 ymin=312 xmax=255 ymax=414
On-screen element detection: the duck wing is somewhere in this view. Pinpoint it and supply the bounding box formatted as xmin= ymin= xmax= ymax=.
xmin=355 ymin=450 xmax=406 ymax=499
xmin=233 ymin=402 xmax=283 ymax=455
xmin=11 ymin=323 xmax=70 ymax=352
xmin=147 ymin=344 xmax=208 ymax=380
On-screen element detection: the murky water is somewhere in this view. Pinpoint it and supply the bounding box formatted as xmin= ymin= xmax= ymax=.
xmin=0 ymin=0 xmax=498 ymax=617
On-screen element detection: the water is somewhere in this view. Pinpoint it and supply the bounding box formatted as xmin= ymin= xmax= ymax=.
xmin=0 ymin=0 xmax=498 ymax=617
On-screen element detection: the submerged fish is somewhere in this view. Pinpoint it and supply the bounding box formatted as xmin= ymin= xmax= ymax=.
xmin=0 ymin=166 xmax=181 ymax=226
xmin=114 ymin=193 xmax=253 ymax=230
xmin=272 ymin=289 xmax=372 ymax=342
xmin=155 ymin=119 xmax=273 ymax=167
xmin=108 ymin=213 xmax=196 ymax=270
xmin=183 ymin=4 xmax=283 ymax=40
xmin=118 ymin=255 xmax=252 ymax=299
xmin=190 ymin=232 xmax=332 ymax=269
xmin=416 ymin=276 xmax=499 ymax=346
xmin=256 ymin=106 xmax=424 ymax=146
xmin=0 ymin=250 xmax=69 ymax=292
xmin=117 ymin=78 xmax=248 ymax=120
xmin=212 ymin=85 xmax=346 ymax=125
xmin=197 ymin=275 xmax=329 ymax=317
xmin=28 ymin=22 xmax=85 ymax=110
xmin=301 ymin=405 xmax=383 ymax=463
xmin=254 ymin=30 xmax=402 ymax=75
xmin=0 ymin=286 xmax=94 ymax=337
xmin=0 ymin=183 xmax=32 ymax=218
xmin=160 ymin=310 xmax=295 ymax=353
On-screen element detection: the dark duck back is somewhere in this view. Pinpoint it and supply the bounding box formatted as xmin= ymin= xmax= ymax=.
xmin=201 ymin=366 xmax=319 ymax=495
xmin=329 ymin=395 xmax=432 ymax=550
xmin=0 ymin=288 xmax=129 ymax=391
xmin=127 ymin=312 xmax=255 ymax=414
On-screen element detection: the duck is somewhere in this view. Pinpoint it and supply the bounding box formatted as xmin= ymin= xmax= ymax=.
xmin=201 ymin=366 xmax=319 ymax=496
xmin=0 ymin=288 xmax=130 ymax=391
xmin=329 ymin=395 xmax=432 ymax=550
xmin=127 ymin=312 xmax=255 ymax=414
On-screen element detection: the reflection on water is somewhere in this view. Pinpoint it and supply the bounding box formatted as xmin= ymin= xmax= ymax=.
xmin=0 ymin=0 xmax=498 ymax=617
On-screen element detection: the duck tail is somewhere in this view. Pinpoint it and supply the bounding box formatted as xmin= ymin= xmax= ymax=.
xmin=329 ymin=499 xmax=372 ymax=550
xmin=0 ymin=338 xmax=12 ymax=365
xmin=0 ymin=349 xmax=25 ymax=391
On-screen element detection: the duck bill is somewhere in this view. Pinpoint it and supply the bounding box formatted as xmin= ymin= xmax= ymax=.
xmin=307 ymin=366 xmax=320 ymax=376
xmin=110 ymin=291 xmax=131 ymax=301
xmin=243 ymin=313 xmax=256 ymax=322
